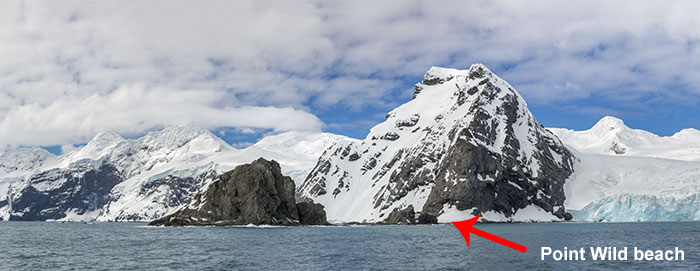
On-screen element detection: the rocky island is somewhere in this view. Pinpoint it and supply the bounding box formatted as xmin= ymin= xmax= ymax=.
xmin=149 ymin=158 xmax=327 ymax=226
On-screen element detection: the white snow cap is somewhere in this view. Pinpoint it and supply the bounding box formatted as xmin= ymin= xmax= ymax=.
xmin=417 ymin=63 xmax=493 ymax=97
xmin=590 ymin=116 xmax=627 ymax=133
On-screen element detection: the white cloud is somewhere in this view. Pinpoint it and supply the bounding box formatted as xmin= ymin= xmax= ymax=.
xmin=1 ymin=0 xmax=699 ymax=146
xmin=0 ymin=85 xmax=322 ymax=146
xmin=60 ymin=144 xmax=77 ymax=154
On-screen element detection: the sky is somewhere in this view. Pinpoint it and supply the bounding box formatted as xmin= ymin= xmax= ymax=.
xmin=1 ymin=0 xmax=700 ymax=153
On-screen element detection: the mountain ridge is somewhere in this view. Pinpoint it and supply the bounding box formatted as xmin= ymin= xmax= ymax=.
xmin=0 ymin=125 xmax=352 ymax=221
xmin=549 ymin=115 xmax=700 ymax=161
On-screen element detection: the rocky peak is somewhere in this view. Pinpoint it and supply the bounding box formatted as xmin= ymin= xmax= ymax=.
xmin=298 ymin=64 xmax=576 ymax=223
xmin=414 ymin=64 xmax=494 ymax=99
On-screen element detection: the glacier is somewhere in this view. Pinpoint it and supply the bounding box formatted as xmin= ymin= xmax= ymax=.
xmin=573 ymin=194 xmax=700 ymax=222
xmin=554 ymin=118 xmax=700 ymax=222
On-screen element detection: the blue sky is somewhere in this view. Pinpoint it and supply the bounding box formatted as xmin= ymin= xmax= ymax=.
xmin=1 ymin=1 xmax=699 ymax=154
xmin=311 ymin=68 xmax=700 ymax=140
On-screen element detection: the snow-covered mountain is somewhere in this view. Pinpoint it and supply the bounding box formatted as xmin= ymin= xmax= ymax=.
xmin=297 ymin=64 xmax=577 ymax=223
xmin=3 ymin=64 xmax=698 ymax=223
xmin=0 ymin=126 xmax=350 ymax=221
xmin=549 ymin=116 xmax=700 ymax=161
xmin=549 ymin=117 xmax=700 ymax=222
xmin=0 ymin=148 xmax=57 ymax=218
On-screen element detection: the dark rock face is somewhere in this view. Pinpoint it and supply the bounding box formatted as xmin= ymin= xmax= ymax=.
xmin=296 ymin=201 xmax=328 ymax=225
xmin=102 ymin=170 xmax=218 ymax=221
xmin=416 ymin=212 xmax=439 ymax=224
xmin=420 ymin=89 xmax=575 ymax=218
xmin=139 ymin=173 xmax=213 ymax=208
xmin=383 ymin=205 xmax=415 ymax=224
xmin=9 ymin=162 xmax=122 ymax=221
xmin=382 ymin=205 xmax=438 ymax=224
xmin=609 ymin=142 xmax=626 ymax=154
xmin=150 ymin=158 xmax=327 ymax=226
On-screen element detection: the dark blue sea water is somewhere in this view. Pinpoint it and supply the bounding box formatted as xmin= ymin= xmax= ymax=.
xmin=0 ymin=222 xmax=698 ymax=270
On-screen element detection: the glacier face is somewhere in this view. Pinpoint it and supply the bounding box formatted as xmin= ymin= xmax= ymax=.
xmin=0 ymin=126 xmax=349 ymax=221
xmin=297 ymin=64 xmax=576 ymax=223
xmin=573 ymin=194 xmax=700 ymax=222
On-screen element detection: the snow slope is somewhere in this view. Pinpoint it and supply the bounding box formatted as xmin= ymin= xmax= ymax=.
xmin=215 ymin=131 xmax=356 ymax=184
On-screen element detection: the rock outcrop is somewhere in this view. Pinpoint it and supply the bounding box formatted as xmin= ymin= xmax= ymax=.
xmin=149 ymin=158 xmax=327 ymax=226
xmin=382 ymin=205 xmax=437 ymax=224
xmin=296 ymin=201 xmax=328 ymax=225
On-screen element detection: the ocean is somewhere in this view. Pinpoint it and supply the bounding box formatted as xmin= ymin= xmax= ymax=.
xmin=0 ymin=222 xmax=697 ymax=270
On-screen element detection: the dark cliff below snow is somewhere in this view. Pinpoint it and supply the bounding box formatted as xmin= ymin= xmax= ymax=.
xmin=149 ymin=158 xmax=327 ymax=226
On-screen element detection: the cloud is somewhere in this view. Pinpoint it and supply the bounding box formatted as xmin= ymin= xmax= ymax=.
xmin=1 ymin=0 xmax=700 ymax=146
xmin=60 ymin=144 xmax=77 ymax=154
xmin=320 ymin=0 xmax=700 ymax=104
xmin=0 ymin=85 xmax=322 ymax=146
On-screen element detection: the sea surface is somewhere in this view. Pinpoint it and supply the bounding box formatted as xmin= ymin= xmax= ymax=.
xmin=0 ymin=222 xmax=698 ymax=270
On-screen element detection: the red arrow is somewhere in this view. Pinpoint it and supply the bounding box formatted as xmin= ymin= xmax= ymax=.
xmin=451 ymin=215 xmax=527 ymax=253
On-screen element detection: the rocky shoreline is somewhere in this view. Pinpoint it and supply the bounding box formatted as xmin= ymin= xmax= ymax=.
xmin=147 ymin=158 xmax=567 ymax=227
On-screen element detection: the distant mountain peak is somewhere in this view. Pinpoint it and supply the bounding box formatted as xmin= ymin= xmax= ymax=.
xmin=673 ymin=128 xmax=700 ymax=138
xmin=548 ymin=116 xmax=700 ymax=161
xmin=140 ymin=124 xmax=229 ymax=150
xmin=150 ymin=123 xmax=212 ymax=138
xmin=84 ymin=131 xmax=126 ymax=150
xmin=590 ymin=116 xmax=628 ymax=132
xmin=91 ymin=130 xmax=125 ymax=141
